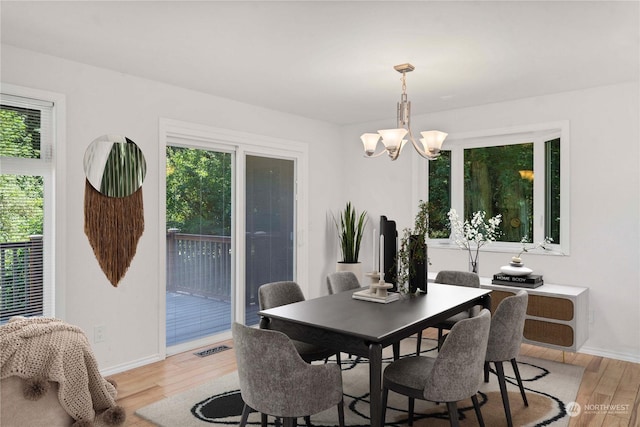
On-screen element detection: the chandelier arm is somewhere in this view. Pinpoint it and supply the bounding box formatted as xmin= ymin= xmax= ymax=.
xmin=388 ymin=142 xmax=401 ymax=160
xmin=407 ymin=130 xmax=439 ymax=160
xmin=363 ymin=147 xmax=389 ymax=158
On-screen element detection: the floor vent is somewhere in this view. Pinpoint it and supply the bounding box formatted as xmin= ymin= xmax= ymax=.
xmin=194 ymin=345 xmax=231 ymax=357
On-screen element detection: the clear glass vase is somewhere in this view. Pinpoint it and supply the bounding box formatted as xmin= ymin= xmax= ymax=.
xmin=469 ymin=260 xmax=479 ymax=274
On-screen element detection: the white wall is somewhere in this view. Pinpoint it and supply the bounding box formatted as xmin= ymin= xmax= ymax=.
xmin=342 ymin=82 xmax=640 ymax=362
xmin=1 ymin=45 xmax=346 ymax=372
xmin=3 ymin=44 xmax=638 ymax=367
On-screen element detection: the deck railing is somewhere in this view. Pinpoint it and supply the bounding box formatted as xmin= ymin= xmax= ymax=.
xmin=166 ymin=229 xmax=292 ymax=305
xmin=0 ymin=235 xmax=44 ymax=321
xmin=166 ymin=229 xmax=232 ymax=301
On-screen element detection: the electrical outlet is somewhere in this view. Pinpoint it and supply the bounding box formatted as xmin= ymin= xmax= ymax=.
xmin=94 ymin=325 xmax=106 ymax=343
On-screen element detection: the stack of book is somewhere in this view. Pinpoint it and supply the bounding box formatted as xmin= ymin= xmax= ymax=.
xmin=352 ymin=288 xmax=400 ymax=303
xmin=492 ymin=273 xmax=544 ymax=288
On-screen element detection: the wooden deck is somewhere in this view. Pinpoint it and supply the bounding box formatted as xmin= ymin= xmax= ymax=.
xmin=166 ymin=292 xmax=260 ymax=346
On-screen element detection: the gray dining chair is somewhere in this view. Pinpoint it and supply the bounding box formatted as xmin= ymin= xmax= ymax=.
xmin=326 ymin=271 xmax=361 ymax=294
xmin=258 ymin=281 xmax=341 ymax=365
xmin=326 ymin=271 xmax=362 ymax=360
xmin=428 ymin=270 xmax=481 ymax=351
xmin=484 ymin=289 xmax=529 ymax=427
xmin=381 ymin=309 xmax=491 ymax=427
xmin=232 ymin=323 xmax=345 ymax=427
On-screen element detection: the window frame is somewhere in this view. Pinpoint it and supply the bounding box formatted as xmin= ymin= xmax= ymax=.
xmin=415 ymin=121 xmax=570 ymax=256
xmin=0 ymin=84 xmax=66 ymax=319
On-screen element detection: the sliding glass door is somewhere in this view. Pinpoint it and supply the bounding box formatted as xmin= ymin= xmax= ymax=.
xmin=165 ymin=146 xmax=232 ymax=347
xmin=162 ymin=121 xmax=303 ymax=352
xmin=244 ymin=155 xmax=295 ymax=325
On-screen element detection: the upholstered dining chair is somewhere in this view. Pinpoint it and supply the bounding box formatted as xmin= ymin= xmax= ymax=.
xmin=484 ymin=289 xmax=529 ymax=427
xmin=428 ymin=270 xmax=481 ymax=352
xmin=381 ymin=309 xmax=491 ymax=427
xmin=232 ymin=323 xmax=345 ymax=427
xmin=326 ymin=271 xmax=361 ymax=294
xmin=326 ymin=271 xmax=362 ymax=360
xmin=258 ymin=281 xmax=341 ymax=365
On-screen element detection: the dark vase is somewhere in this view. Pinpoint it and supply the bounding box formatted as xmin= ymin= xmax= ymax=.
xmin=409 ymin=235 xmax=428 ymax=294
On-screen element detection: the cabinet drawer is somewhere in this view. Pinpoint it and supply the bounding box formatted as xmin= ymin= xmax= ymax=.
xmin=524 ymin=319 xmax=574 ymax=347
xmin=527 ymin=295 xmax=574 ymax=321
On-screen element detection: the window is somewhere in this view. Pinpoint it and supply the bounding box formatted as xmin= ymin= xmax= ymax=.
xmin=0 ymin=92 xmax=56 ymax=321
xmin=427 ymin=122 xmax=569 ymax=254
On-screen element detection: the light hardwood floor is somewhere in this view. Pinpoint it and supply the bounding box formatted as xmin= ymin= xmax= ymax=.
xmin=109 ymin=330 xmax=639 ymax=427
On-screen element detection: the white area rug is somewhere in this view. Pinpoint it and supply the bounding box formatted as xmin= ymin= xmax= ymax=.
xmin=136 ymin=340 xmax=584 ymax=427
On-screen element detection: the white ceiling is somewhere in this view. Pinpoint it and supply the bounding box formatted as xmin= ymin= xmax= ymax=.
xmin=1 ymin=1 xmax=638 ymax=125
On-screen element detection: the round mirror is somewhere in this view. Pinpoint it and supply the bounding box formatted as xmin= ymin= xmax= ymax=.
xmin=84 ymin=135 xmax=147 ymax=197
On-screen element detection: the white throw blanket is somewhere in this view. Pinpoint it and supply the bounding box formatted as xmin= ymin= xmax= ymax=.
xmin=0 ymin=317 xmax=120 ymax=425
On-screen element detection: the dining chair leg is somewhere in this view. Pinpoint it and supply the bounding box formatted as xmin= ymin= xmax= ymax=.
xmin=471 ymin=394 xmax=485 ymax=427
xmin=283 ymin=417 xmax=295 ymax=427
xmin=337 ymin=398 xmax=345 ymax=427
xmin=438 ymin=327 xmax=444 ymax=351
xmin=261 ymin=413 xmax=268 ymax=427
xmin=484 ymin=361 xmax=490 ymax=382
xmin=416 ymin=331 xmax=423 ymax=355
xmin=239 ymin=403 xmax=251 ymax=427
xmin=446 ymin=401 xmax=460 ymax=427
xmin=494 ymin=361 xmax=514 ymax=427
xmin=303 ymin=415 xmax=311 ymax=426
xmin=324 ymin=352 xmax=342 ymax=366
xmin=408 ymin=397 xmax=415 ymax=426
xmin=511 ymin=358 xmax=529 ymax=406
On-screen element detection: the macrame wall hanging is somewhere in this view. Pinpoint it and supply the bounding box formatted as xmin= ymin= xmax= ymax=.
xmin=83 ymin=135 xmax=147 ymax=287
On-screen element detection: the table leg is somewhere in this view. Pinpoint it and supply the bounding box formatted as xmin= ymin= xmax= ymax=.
xmin=368 ymin=342 xmax=383 ymax=427
xmin=482 ymin=293 xmax=492 ymax=311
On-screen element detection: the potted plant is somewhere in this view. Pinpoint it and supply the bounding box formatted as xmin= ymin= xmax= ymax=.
xmin=397 ymin=200 xmax=430 ymax=294
xmin=334 ymin=202 xmax=367 ymax=283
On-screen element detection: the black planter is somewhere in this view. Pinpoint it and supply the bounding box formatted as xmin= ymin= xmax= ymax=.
xmin=409 ymin=235 xmax=428 ymax=294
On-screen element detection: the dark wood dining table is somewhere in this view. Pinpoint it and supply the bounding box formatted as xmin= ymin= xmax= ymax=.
xmin=258 ymin=283 xmax=492 ymax=427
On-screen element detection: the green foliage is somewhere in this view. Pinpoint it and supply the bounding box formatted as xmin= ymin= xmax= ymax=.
xmin=545 ymin=138 xmax=561 ymax=243
xmin=397 ymin=200 xmax=430 ymax=292
xmin=0 ymin=108 xmax=44 ymax=243
xmin=166 ymin=146 xmax=232 ymax=235
xmin=429 ymin=142 xmax=557 ymax=243
xmin=335 ymin=202 xmax=367 ymax=263
xmin=464 ymin=143 xmax=533 ymax=242
xmin=0 ymin=108 xmax=40 ymax=158
xmin=427 ymin=151 xmax=451 ymax=238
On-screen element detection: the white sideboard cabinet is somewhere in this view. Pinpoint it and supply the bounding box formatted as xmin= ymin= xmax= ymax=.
xmin=479 ymin=280 xmax=589 ymax=352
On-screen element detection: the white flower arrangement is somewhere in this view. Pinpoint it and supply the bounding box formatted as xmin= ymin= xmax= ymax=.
xmin=512 ymin=235 xmax=553 ymax=263
xmin=447 ymin=208 xmax=502 ymax=273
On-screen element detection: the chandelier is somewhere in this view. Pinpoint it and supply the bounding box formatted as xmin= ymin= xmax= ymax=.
xmin=361 ymin=63 xmax=447 ymax=161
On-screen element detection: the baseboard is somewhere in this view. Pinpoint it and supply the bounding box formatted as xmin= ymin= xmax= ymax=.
xmin=99 ymin=353 xmax=163 ymax=377
xmin=578 ymin=345 xmax=640 ymax=364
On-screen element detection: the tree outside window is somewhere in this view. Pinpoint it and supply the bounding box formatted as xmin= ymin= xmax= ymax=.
xmin=428 ymin=128 xmax=563 ymax=249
